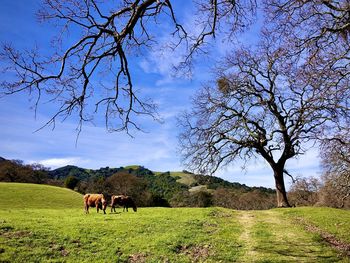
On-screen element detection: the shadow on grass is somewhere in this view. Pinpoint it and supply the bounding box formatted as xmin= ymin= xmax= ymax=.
xmin=254 ymin=238 xmax=344 ymax=262
xmin=108 ymin=212 xmax=122 ymax=215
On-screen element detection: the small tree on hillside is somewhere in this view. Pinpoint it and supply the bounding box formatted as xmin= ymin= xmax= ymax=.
xmin=64 ymin=176 xmax=79 ymax=190
xmin=104 ymin=172 xmax=151 ymax=206
xmin=178 ymin=38 xmax=350 ymax=207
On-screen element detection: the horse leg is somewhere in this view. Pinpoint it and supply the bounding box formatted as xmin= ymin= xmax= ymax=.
xmin=85 ymin=204 xmax=89 ymax=214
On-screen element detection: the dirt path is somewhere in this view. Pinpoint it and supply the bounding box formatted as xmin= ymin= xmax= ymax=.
xmin=236 ymin=210 xmax=347 ymax=262
xmin=236 ymin=211 xmax=258 ymax=262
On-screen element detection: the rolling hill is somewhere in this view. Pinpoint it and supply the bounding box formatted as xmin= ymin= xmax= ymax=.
xmin=0 ymin=182 xmax=82 ymax=209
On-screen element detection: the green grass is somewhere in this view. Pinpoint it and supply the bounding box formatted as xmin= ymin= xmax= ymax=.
xmin=169 ymin=172 xmax=196 ymax=186
xmin=280 ymin=206 xmax=350 ymax=244
xmin=1 ymin=207 xmax=241 ymax=262
xmin=0 ymin=183 xmax=82 ymax=209
xmin=241 ymin=210 xmax=345 ymax=262
xmin=0 ymin=183 xmax=349 ymax=262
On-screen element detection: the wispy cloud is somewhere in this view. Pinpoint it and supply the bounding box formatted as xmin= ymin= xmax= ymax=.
xmin=138 ymin=9 xmax=219 ymax=86
xmin=30 ymin=157 xmax=91 ymax=169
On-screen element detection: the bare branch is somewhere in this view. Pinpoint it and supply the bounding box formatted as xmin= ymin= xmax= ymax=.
xmin=1 ymin=0 xmax=256 ymax=134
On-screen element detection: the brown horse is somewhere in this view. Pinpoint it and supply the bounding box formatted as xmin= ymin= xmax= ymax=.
xmin=110 ymin=195 xmax=137 ymax=212
xmin=83 ymin=194 xmax=107 ymax=214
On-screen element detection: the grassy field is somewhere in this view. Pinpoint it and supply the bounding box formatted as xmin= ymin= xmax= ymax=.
xmin=0 ymin=183 xmax=349 ymax=262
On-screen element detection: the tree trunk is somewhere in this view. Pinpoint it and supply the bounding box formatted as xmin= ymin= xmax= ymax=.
xmin=273 ymin=167 xmax=291 ymax=207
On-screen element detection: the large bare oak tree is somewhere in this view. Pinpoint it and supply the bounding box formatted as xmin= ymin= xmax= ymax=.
xmin=178 ymin=38 xmax=350 ymax=207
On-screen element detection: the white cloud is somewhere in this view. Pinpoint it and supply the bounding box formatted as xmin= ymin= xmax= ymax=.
xmin=30 ymin=157 xmax=90 ymax=169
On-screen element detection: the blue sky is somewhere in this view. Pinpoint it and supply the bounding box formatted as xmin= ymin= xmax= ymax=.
xmin=0 ymin=0 xmax=322 ymax=188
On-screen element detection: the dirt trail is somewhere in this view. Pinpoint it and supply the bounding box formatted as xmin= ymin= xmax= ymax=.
xmin=236 ymin=211 xmax=258 ymax=262
xmin=235 ymin=210 xmax=346 ymax=262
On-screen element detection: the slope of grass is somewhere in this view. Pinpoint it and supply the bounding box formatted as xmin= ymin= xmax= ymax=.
xmin=0 ymin=183 xmax=349 ymax=262
xmin=280 ymin=207 xmax=350 ymax=244
xmin=0 ymin=183 xmax=82 ymax=209
xmin=124 ymin=165 xmax=142 ymax=169
xmin=154 ymin=171 xmax=197 ymax=186
xmin=170 ymin=172 xmax=196 ymax=186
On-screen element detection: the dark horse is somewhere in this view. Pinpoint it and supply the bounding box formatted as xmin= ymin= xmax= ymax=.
xmin=110 ymin=195 xmax=137 ymax=212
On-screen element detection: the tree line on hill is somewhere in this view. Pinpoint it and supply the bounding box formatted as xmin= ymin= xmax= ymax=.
xmin=0 ymin=156 xmax=349 ymax=209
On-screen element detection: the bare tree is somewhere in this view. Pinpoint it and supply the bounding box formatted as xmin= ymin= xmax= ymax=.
xmin=267 ymin=1 xmax=350 ymax=41
xmin=320 ymin=133 xmax=350 ymax=208
xmin=104 ymin=172 xmax=151 ymax=206
xmin=266 ymin=0 xmax=350 ymax=81
xmin=178 ymin=38 xmax=350 ymax=207
xmin=0 ymin=0 xmax=256 ymax=134
xmin=288 ymin=176 xmax=322 ymax=206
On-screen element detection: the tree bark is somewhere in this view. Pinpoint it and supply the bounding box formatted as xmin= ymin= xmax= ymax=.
xmin=273 ymin=167 xmax=291 ymax=207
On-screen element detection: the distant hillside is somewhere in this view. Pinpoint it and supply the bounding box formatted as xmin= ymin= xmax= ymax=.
xmin=0 ymin=183 xmax=82 ymax=209
xmin=0 ymin=158 xmax=276 ymax=209
xmin=48 ymin=164 xmax=274 ymax=194
xmin=47 ymin=165 xmax=275 ymax=208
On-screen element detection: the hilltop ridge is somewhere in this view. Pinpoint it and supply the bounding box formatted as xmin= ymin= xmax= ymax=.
xmin=47 ymin=164 xmax=274 ymax=193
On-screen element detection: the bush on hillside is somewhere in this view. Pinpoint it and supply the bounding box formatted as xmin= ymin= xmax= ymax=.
xmin=288 ymin=177 xmax=321 ymax=207
xmin=104 ymin=172 xmax=152 ymax=207
xmin=317 ymin=179 xmax=350 ymax=209
xmin=170 ymin=190 xmax=213 ymax=207
xmin=64 ymin=176 xmax=79 ymax=190
xmin=213 ymin=188 xmax=275 ymax=210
